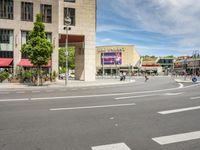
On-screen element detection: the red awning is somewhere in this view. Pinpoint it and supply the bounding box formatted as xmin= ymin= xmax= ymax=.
xmin=142 ymin=64 xmax=160 ymax=67
xmin=17 ymin=59 xmax=51 ymax=67
xmin=0 ymin=58 xmax=13 ymax=67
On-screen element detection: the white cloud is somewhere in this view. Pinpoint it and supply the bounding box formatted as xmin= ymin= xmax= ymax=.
xmin=109 ymin=0 xmax=200 ymax=48
xmin=96 ymin=37 xmax=131 ymax=46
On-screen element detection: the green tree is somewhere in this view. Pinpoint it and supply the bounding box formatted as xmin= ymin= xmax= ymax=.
xmin=21 ymin=14 xmax=53 ymax=85
xmin=59 ymin=47 xmax=75 ymax=73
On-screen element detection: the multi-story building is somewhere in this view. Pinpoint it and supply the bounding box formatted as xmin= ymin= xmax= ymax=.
xmin=96 ymin=45 xmax=140 ymax=76
xmin=0 ymin=0 xmax=96 ymax=81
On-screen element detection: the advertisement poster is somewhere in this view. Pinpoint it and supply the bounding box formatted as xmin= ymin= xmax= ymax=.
xmin=101 ymin=52 xmax=122 ymax=65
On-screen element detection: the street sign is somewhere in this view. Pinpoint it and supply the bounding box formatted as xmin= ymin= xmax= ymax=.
xmin=192 ymin=76 xmax=197 ymax=83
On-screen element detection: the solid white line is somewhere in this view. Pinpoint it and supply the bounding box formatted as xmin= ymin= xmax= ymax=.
xmin=32 ymin=91 xmax=40 ymax=93
xmin=16 ymin=91 xmax=25 ymax=93
xmin=190 ymin=96 xmax=200 ymax=100
xmin=0 ymin=92 xmax=9 ymax=94
xmin=92 ymin=143 xmax=131 ymax=150
xmin=152 ymin=131 xmax=200 ymax=145
xmin=49 ymin=103 xmax=136 ymax=111
xmin=164 ymin=92 xmax=184 ymax=96
xmin=0 ymin=98 xmax=29 ymax=102
xmin=115 ymin=94 xmax=160 ymax=100
xmin=158 ymin=105 xmax=200 ymax=115
xmin=31 ymin=83 xmax=194 ymax=101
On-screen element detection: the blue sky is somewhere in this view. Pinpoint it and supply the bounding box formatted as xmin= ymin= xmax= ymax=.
xmin=96 ymin=0 xmax=200 ymax=56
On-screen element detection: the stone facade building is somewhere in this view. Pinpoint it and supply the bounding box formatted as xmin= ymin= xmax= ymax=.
xmin=96 ymin=45 xmax=140 ymax=76
xmin=0 ymin=0 xmax=96 ymax=81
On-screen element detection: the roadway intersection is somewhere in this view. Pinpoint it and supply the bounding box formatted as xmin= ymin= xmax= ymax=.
xmin=0 ymin=77 xmax=200 ymax=150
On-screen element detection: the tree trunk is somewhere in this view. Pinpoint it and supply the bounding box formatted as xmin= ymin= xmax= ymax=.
xmin=37 ymin=66 xmax=40 ymax=86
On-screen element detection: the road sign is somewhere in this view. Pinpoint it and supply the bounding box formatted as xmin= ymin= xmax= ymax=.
xmin=192 ymin=76 xmax=197 ymax=83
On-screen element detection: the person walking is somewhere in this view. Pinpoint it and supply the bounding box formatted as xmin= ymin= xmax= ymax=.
xmin=123 ymin=72 xmax=126 ymax=81
xmin=145 ymin=75 xmax=149 ymax=82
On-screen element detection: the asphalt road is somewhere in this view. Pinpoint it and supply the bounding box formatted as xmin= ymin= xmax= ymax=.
xmin=0 ymin=76 xmax=200 ymax=150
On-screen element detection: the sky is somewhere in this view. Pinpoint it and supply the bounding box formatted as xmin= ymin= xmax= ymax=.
xmin=96 ymin=0 xmax=200 ymax=56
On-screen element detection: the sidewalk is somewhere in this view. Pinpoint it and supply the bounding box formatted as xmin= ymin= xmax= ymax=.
xmin=0 ymin=78 xmax=135 ymax=89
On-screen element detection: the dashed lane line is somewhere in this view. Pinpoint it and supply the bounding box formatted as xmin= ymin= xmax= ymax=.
xmin=49 ymin=103 xmax=136 ymax=111
xmin=0 ymin=92 xmax=9 ymax=94
xmin=16 ymin=91 xmax=25 ymax=94
xmin=0 ymin=98 xmax=29 ymax=102
xmin=91 ymin=143 xmax=131 ymax=150
xmin=115 ymin=94 xmax=160 ymax=100
xmin=190 ymin=96 xmax=200 ymax=100
xmin=32 ymin=91 xmax=41 ymax=93
xmin=115 ymin=92 xmax=184 ymax=100
xmin=152 ymin=131 xmax=200 ymax=145
xmin=158 ymin=105 xmax=200 ymax=115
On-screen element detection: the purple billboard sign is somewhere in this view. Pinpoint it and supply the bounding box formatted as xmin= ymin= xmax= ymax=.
xmin=101 ymin=52 xmax=122 ymax=65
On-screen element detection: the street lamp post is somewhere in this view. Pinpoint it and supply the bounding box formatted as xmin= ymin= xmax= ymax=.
xmin=192 ymin=50 xmax=200 ymax=76
xmin=64 ymin=16 xmax=71 ymax=86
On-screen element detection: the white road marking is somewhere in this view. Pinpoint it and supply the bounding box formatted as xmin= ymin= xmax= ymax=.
xmin=0 ymin=98 xmax=29 ymax=102
xmin=152 ymin=131 xmax=200 ymax=145
xmin=59 ymin=89 xmax=66 ymax=91
xmin=190 ymin=96 xmax=200 ymax=100
xmin=178 ymin=83 xmax=184 ymax=88
xmin=32 ymin=91 xmax=40 ymax=93
xmin=158 ymin=105 xmax=200 ymax=115
xmin=46 ymin=90 xmax=53 ymax=92
xmin=16 ymin=91 xmax=25 ymax=93
xmin=49 ymin=103 xmax=136 ymax=111
xmin=91 ymin=143 xmax=131 ymax=150
xmin=0 ymin=92 xmax=9 ymax=94
xmin=31 ymin=83 xmax=192 ymax=101
xmin=0 ymin=83 xmax=196 ymax=102
xmin=115 ymin=94 xmax=160 ymax=100
xmin=164 ymin=92 xmax=184 ymax=96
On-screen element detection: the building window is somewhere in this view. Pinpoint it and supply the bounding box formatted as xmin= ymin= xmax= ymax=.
xmin=64 ymin=0 xmax=76 ymax=2
xmin=21 ymin=31 xmax=30 ymax=45
xmin=64 ymin=8 xmax=75 ymax=26
xmin=40 ymin=4 xmax=52 ymax=23
xmin=46 ymin=32 xmax=52 ymax=42
xmin=0 ymin=0 xmax=13 ymax=19
xmin=0 ymin=29 xmax=13 ymax=51
xmin=21 ymin=31 xmax=30 ymax=58
xmin=21 ymin=2 xmax=33 ymax=21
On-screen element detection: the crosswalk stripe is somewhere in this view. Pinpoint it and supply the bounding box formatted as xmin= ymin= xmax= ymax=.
xmin=91 ymin=143 xmax=131 ymax=150
xmin=152 ymin=131 xmax=200 ymax=145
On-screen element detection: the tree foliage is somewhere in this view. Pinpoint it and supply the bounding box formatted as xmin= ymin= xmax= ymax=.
xmin=21 ymin=14 xmax=53 ymax=85
xmin=59 ymin=47 xmax=75 ymax=73
xmin=21 ymin=14 xmax=53 ymax=66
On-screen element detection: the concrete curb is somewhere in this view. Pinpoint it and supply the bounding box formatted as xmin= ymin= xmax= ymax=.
xmin=0 ymin=79 xmax=135 ymax=90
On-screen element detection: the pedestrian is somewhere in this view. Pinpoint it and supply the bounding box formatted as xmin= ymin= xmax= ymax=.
xmin=120 ymin=72 xmax=123 ymax=81
xmin=123 ymin=72 xmax=126 ymax=81
xmin=145 ymin=75 xmax=149 ymax=82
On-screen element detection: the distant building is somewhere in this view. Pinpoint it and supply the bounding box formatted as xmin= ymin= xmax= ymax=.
xmin=174 ymin=56 xmax=200 ymax=75
xmin=0 ymin=0 xmax=96 ymax=81
xmin=140 ymin=57 xmax=174 ymax=75
xmin=141 ymin=57 xmax=162 ymax=75
xmin=96 ymin=45 xmax=140 ymax=76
